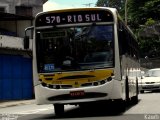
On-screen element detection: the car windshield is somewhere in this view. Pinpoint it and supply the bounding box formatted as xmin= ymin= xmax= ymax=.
xmin=36 ymin=25 xmax=114 ymax=73
xmin=145 ymin=69 xmax=160 ymax=77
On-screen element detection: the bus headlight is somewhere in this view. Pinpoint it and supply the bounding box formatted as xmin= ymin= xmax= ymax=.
xmin=41 ymin=82 xmax=47 ymax=87
xmin=99 ymin=77 xmax=113 ymax=85
xmin=93 ymin=82 xmax=99 ymax=86
xmin=106 ymin=77 xmax=112 ymax=82
xmin=100 ymin=80 xmax=106 ymax=84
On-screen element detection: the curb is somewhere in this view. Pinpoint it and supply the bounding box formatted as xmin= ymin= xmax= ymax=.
xmin=0 ymin=99 xmax=35 ymax=108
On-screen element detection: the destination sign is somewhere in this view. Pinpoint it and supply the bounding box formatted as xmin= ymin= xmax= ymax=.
xmin=35 ymin=10 xmax=113 ymax=27
xmin=41 ymin=31 xmax=66 ymax=39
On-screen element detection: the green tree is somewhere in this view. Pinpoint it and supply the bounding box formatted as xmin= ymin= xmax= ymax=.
xmin=96 ymin=0 xmax=124 ymax=11
xmin=96 ymin=0 xmax=107 ymax=6
xmin=125 ymin=0 xmax=160 ymax=58
xmin=127 ymin=0 xmax=160 ymax=28
xmin=96 ymin=0 xmax=160 ymax=58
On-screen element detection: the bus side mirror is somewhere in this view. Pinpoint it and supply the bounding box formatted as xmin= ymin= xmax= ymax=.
xmin=24 ymin=36 xmax=29 ymax=49
xmin=24 ymin=26 xmax=34 ymax=49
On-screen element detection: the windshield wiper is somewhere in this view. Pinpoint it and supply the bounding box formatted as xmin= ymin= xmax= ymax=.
xmin=87 ymin=23 xmax=96 ymax=35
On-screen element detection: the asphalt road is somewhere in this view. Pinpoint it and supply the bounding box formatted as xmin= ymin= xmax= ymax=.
xmin=1 ymin=91 xmax=160 ymax=120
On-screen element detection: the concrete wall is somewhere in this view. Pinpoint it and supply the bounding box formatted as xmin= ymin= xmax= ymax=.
xmin=0 ymin=35 xmax=32 ymax=50
xmin=17 ymin=20 xmax=32 ymax=37
xmin=0 ymin=21 xmax=16 ymax=34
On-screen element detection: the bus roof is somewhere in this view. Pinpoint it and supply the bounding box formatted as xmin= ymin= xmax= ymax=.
xmin=36 ymin=7 xmax=117 ymax=18
xmin=35 ymin=7 xmax=117 ymax=27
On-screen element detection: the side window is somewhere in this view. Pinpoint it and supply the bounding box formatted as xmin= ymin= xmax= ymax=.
xmin=118 ymin=22 xmax=129 ymax=55
xmin=118 ymin=21 xmax=139 ymax=60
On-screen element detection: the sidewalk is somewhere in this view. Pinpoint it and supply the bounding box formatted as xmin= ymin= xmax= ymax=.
xmin=0 ymin=99 xmax=36 ymax=108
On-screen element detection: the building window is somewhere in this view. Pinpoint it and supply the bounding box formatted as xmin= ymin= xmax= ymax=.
xmin=16 ymin=6 xmax=32 ymax=17
xmin=0 ymin=7 xmax=5 ymax=12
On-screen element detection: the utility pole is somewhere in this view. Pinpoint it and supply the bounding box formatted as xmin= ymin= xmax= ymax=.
xmin=82 ymin=3 xmax=93 ymax=7
xmin=125 ymin=0 xmax=128 ymax=25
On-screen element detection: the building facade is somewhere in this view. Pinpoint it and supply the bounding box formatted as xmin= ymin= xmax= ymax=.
xmin=0 ymin=0 xmax=48 ymax=100
xmin=0 ymin=0 xmax=47 ymax=16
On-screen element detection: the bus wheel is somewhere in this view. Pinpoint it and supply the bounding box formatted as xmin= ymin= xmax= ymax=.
xmin=114 ymin=99 xmax=126 ymax=112
xmin=54 ymin=104 xmax=64 ymax=116
xmin=125 ymin=77 xmax=130 ymax=104
xmin=140 ymin=90 xmax=144 ymax=93
xmin=131 ymin=95 xmax=138 ymax=105
xmin=132 ymin=79 xmax=139 ymax=104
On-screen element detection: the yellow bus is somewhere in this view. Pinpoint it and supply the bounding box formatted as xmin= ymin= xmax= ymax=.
xmin=24 ymin=7 xmax=140 ymax=115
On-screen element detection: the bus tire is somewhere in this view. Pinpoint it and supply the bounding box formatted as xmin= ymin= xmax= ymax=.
xmin=114 ymin=99 xmax=126 ymax=112
xmin=54 ymin=104 xmax=64 ymax=116
xmin=136 ymin=78 xmax=139 ymax=96
xmin=134 ymin=79 xmax=139 ymax=104
xmin=125 ymin=77 xmax=130 ymax=104
xmin=131 ymin=79 xmax=138 ymax=104
xmin=140 ymin=90 xmax=144 ymax=93
xmin=131 ymin=95 xmax=138 ymax=105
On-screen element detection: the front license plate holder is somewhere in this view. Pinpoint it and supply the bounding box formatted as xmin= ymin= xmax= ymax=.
xmin=70 ymin=91 xmax=85 ymax=97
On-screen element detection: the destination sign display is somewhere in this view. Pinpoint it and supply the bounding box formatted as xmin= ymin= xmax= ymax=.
xmin=40 ymin=31 xmax=66 ymax=39
xmin=35 ymin=10 xmax=113 ymax=27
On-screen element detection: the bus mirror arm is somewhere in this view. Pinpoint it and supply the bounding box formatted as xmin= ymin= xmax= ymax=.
xmin=24 ymin=36 xmax=29 ymax=49
xmin=24 ymin=26 xmax=34 ymax=49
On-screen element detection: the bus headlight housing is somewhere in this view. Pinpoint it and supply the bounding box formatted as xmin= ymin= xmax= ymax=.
xmin=99 ymin=76 xmax=113 ymax=85
xmin=106 ymin=77 xmax=112 ymax=82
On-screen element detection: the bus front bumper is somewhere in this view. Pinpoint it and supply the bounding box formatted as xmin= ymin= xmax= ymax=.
xmin=34 ymin=80 xmax=121 ymax=105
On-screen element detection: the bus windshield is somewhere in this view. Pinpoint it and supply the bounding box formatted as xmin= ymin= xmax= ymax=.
xmin=36 ymin=25 xmax=114 ymax=73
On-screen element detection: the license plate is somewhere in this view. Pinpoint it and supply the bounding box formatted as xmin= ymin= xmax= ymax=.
xmin=70 ymin=91 xmax=85 ymax=97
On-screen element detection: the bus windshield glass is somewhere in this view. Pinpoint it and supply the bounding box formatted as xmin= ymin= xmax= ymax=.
xmin=36 ymin=25 xmax=114 ymax=72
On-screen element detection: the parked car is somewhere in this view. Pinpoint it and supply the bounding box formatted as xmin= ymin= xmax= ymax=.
xmin=139 ymin=68 xmax=160 ymax=93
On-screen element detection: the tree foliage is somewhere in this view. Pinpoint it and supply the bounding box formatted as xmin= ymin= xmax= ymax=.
xmin=96 ymin=0 xmax=107 ymax=6
xmin=96 ymin=0 xmax=124 ymax=11
xmin=127 ymin=0 xmax=160 ymax=28
xmin=96 ymin=0 xmax=160 ymax=58
xmin=127 ymin=0 xmax=160 ymax=58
